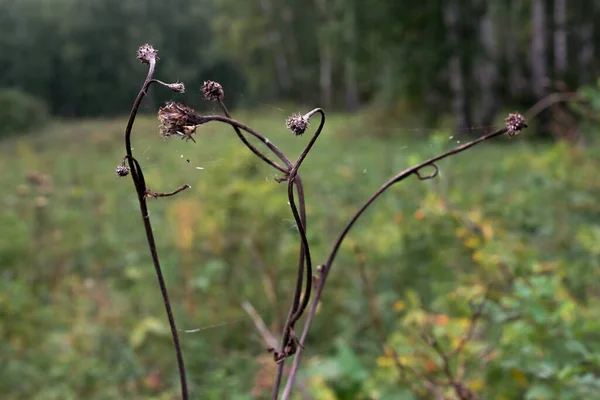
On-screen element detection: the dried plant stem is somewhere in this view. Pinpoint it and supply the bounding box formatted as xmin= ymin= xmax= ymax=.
xmin=271 ymin=112 xmax=325 ymax=399
xmin=203 ymin=102 xmax=315 ymax=400
xmin=271 ymin=177 xmax=308 ymax=400
xmin=217 ymin=99 xmax=288 ymax=173
xmin=280 ymin=125 xmax=511 ymax=398
xmin=195 ymin=115 xmax=293 ymax=170
xmin=288 ymin=109 xmax=325 ymax=179
xmin=124 ymin=58 xmax=188 ymax=400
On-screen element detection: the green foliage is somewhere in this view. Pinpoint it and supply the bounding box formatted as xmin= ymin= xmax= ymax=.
xmin=1 ymin=111 xmax=600 ymax=398
xmin=0 ymin=88 xmax=49 ymax=137
xmin=2 ymin=0 xmax=598 ymax=124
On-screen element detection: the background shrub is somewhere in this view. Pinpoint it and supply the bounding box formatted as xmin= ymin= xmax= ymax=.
xmin=0 ymin=88 xmax=50 ymax=138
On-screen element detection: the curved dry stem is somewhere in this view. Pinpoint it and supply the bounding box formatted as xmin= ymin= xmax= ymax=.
xmin=217 ymin=99 xmax=288 ymax=173
xmin=125 ymin=62 xmax=156 ymax=163
xmin=280 ymin=126 xmax=512 ymax=399
xmin=288 ymin=109 xmax=325 ymax=180
xmin=124 ymin=59 xmax=188 ymax=400
xmin=145 ymin=184 xmax=191 ymax=198
xmin=288 ymin=179 xmax=312 ymax=322
xmin=194 ymin=115 xmax=293 ymax=171
xmin=271 ymin=111 xmax=325 ymax=399
xmin=271 ymin=176 xmax=308 ymax=400
xmin=415 ymin=163 xmax=439 ymax=180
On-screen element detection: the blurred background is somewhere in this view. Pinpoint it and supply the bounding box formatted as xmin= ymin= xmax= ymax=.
xmin=2 ymin=0 xmax=600 ymax=399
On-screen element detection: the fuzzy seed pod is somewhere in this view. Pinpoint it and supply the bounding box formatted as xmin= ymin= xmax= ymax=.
xmin=136 ymin=44 xmax=159 ymax=64
xmin=157 ymin=101 xmax=203 ymax=140
xmin=285 ymin=113 xmax=309 ymax=136
xmin=505 ymin=113 xmax=527 ymax=137
xmin=201 ymin=80 xmax=224 ymax=102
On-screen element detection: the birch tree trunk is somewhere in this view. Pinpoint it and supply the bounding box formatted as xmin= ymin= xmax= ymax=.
xmin=473 ymin=0 xmax=498 ymax=127
xmin=530 ymin=0 xmax=547 ymax=99
xmin=553 ymin=0 xmax=567 ymax=78
xmin=577 ymin=1 xmax=594 ymax=85
xmin=314 ymin=0 xmax=332 ymax=108
xmin=343 ymin=2 xmax=359 ymax=111
xmin=443 ymin=0 xmax=470 ymax=133
xmin=506 ymin=0 xmax=526 ymax=97
xmin=258 ymin=0 xmax=292 ymax=93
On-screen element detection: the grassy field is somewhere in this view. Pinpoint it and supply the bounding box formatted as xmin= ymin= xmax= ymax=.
xmin=2 ymin=108 xmax=600 ymax=399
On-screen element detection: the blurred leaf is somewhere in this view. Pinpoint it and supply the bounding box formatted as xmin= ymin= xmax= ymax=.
xmin=129 ymin=317 xmax=168 ymax=348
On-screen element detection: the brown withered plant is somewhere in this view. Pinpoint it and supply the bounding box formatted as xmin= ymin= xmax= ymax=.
xmin=118 ymin=44 xmax=527 ymax=400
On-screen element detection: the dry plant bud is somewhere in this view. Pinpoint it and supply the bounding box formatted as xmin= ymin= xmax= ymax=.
xmin=115 ymin=164 xmax=130 ymax=177
xmin=158 ymin=101 xmax=203 ymax=139
xmin=201 ymin=80 xmax=224 ymax=102
xmin=35 ymin=196 xmax=48 ymax=208
xmin=505 ymin=113 xmax=527 ymax=137
xmin=166 ymin=82 xmax=185 ymax=93
xmin=286 ymin=113 xmax=309 ymax=136
xmin=27 ymin=172 xmax=45 ymax=186
xmin=27 ymin=172 xmax=53 ymax=193
xmin=137 ymin=44 xmax=159 ymax=64
xmin=16 ymin=184 xmax=29 ymax=196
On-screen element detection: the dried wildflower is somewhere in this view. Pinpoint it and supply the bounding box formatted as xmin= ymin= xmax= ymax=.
xmin=505 ymin=113 xmax=527 ymax=137
xmin=27 ymin=172 xmax=53 ymax=193
xmin=27 ymin=172 xmax=45 ymax=186
xmin=35 ymin=196 xmax=48 ymax=208
xmin=201 ymin=80 xmax=224 ymax=102
xmin=286 ymin=113 xmax=309 ymax=136
xmin=116 ymin=164 xmax=130 ymax=177
xmin=136 ymin=44 xmax=159 ymax=64
xmin=158 ymin=101 xmax=203 ymax=140
xmin=16 ymin=184 xmax=29 ymax=196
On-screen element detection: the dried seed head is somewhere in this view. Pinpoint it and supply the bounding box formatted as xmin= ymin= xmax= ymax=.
xmin=16 ymin=184 xmax=29 ymax=196
xmin=201 ymin=80 xmax=224 ymax=102
xmin=158 ymin=101 xmax=203 ymax=140
xmin=137 ymin=44 xmax=159 ymax=64
xmin=35 ymin=196 xmax=48 ymax=208
xmin=505 ymin=113 xmax=527 ymax=137
xmin=285 ymin=113 xmax=309 ymax=136
xmin=27 ymin=172 xmax=53 ymax=194
xmin=115 ymin=164 xmax=130 ymax=177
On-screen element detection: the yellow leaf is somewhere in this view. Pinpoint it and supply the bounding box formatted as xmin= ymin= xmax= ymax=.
xmin=337 ymin=166 xmax=354 ymax=179
xmin=393 ymin=301 xmax=406 ymax=312
xmin=169 ymin=199 xmax=201 ymax=252
xmin=510 ymin=369 xmax=528 ymax=387
xmin=456 ymin=227 xmax=467 ymax=238
xmin=481 ymin=222 xmax=494 ymax=240
xmin=468 ymin=378 xmax=484 ymax=392
xmin=465 ymin=236 xmax=480 ymax=249
xmin=376 ymin=356 xmax=394 ymax=368
xmin=130 ymin=317 xmax=168 ymax=348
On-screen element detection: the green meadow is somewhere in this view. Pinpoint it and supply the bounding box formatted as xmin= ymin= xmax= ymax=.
xmin=2 ymin=109 xmax=600 ymax=399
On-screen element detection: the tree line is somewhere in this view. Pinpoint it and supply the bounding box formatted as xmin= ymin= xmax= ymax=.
xmin=0 ymin=0 xmax=597 ymax=129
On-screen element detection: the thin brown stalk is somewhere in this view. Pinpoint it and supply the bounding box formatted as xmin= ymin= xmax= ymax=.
xmin=242 ymin=300 xmax=279 ymax=350
xmin=124 ymin=52 xmax=188 ymax=400
xmin=194 ymin=115 xmax=293 ymax=170
xmin=281 ymin=124 xmax=519 ymax=398
xmin=272 ymin=110 xmax=325 ymax=399
xmin=217 ymin=98 xmax=288 ymax=173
